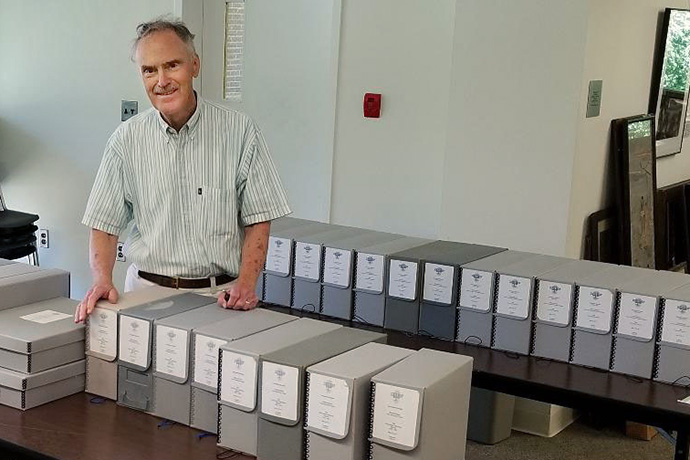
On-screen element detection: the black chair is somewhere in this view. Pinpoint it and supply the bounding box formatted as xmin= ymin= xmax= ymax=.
xmin=0 ymin=187 xmax=39 ymax=265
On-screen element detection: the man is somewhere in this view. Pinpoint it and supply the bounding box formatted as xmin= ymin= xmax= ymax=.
xmin=74 ymin=18 xmax=290 ymax=323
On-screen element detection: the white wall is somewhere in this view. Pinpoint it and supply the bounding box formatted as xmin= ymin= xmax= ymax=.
xmin=7 ymin=0 xmax=690 ymax=298
xmin=330 ymin=0 xmax=589 ymax=254
xmin=440 ymin=0 xmax=589 ymax=255
xmin=329 ymin=0 xmax=456 ymax=238
xmin=0 ymin=0 xmax=174 ymax=298
xmin=566 ymin=0 xmax=690 ymax=258
xmin=200 ymin=0 xmax=341 ymax=222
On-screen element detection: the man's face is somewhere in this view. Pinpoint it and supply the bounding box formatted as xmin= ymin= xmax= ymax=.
xmin=135 ymin=29 xmax=200 ymax=126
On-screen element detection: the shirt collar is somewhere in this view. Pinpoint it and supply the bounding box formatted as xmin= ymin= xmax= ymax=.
xmin=156 ymin=92 xmax=203 ymax=136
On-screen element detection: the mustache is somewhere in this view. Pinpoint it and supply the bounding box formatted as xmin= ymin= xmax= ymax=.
xmin=153 ymin=85 xmax=178 ymax=95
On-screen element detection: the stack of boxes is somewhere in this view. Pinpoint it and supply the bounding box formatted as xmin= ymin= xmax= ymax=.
xmin=0 ymin=260 xmax=82 ymax=410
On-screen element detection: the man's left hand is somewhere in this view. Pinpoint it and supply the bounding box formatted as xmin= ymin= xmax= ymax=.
xmin=218 ymin=279 xmax=258 ymax=310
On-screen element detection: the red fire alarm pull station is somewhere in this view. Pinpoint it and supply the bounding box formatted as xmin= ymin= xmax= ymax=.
xmin=363 ymin=93 xmax=381 ymax=118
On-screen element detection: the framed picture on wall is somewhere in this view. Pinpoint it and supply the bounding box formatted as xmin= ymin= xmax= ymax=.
xmin=611 ymin=115 xmax=657 ymax=269
xmin=586 ymin=208 xmax=619 ymax=264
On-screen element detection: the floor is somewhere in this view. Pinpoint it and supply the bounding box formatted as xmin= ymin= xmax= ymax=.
xmin=466 ymin=421 xmax=675 ymax=460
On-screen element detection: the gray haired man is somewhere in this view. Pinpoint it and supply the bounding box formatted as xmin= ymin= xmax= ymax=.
xmin=75 ymin=18 xmax=290 ymax=322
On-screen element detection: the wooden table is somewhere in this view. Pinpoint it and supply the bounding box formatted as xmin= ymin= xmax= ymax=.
xmin=0 ymin=393 xmax=252 ymax=460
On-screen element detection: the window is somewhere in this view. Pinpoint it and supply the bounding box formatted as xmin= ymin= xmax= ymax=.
xmin=224 ymin=0 xmax=245 ymax=101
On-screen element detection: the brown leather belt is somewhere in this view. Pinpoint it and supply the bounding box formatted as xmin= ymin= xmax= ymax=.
xmin=138 ymin=270 xmax=236 ymax=289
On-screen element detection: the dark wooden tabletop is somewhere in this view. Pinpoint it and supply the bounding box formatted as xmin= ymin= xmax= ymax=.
xmin=0 ymin=393 xmax=252 ymax=460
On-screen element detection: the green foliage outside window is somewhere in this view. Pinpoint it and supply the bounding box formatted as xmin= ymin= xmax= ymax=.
xmin=662 ymin=11 xmax=690 ymax=93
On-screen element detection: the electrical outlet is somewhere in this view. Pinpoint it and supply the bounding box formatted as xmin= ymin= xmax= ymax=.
xmin=116 ymin=242 xmax=126 ymax=262
xmin=38 ymin=229 xmax=49 ymax=248
xmin=121 ymin=100 xmax=138 ymax=122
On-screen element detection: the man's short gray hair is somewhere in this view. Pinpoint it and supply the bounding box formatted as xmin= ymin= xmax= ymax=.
xmin=131 ymin=17 xmax=197 ymax=60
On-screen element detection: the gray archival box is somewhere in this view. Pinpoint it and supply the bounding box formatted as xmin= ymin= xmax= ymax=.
xmin=369 ymin=348 xmax=473 ymax=460
xmin=492 ymin=255 xmax=575 ymax=355
xmin=531 ymin=260 xmax=612 ymax=362
xmin=217 ymin=318 xmax=343 ymax=456
xmin=0 ymin=268 xmax=70 ymax=311
xmin=570 ymin=265 xmax=649 ymax=370
xmin=0 ymin=297 xmax=84 ymax=373
xmin=457 ymin=251 xmax=537 ymax=347
xmin=384 ymin=242 xmax=441 ymax=334
xmin=353 ymin=237 xmax=433 ymax=327
xmin=264 ymin=222 xmax=336 ymax=307
xmin=418 ymin=241 xmax=506 ymax=341
xmin=0 ymin=360 xmax=85 ymax=410
xmin=256 ymin=327 xmax=387 ymax=460
xmin=304 ymin=342 xmax=414 ymax=460
xmin=0 ymin=261 xmax=39 ymax=279
xmin=117 ymin=293 xmax=213 ymax=412
xmin=321 ymin=231 xmax=404 ymax=320
xmin=611 ymin=270 xmax=690 ymax=379
xmin=654 ymin=281 xmax=690 ymax=384
xmin=188 ymin=308 xmax=296 ymax=433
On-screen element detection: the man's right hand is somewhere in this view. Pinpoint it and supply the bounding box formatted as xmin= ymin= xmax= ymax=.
xmin=74 ymin=283 xmax=119 ymax=323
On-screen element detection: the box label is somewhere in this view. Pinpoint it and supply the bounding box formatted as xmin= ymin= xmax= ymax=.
xmin=388 ymin=259 xmax=418 ymax=300
xmin=294 ymin=242 xmax=322 ymax=280
xmin=155 ymin=325 xmax=189 ymax=379
xmin=496 ymin=275 xmax=532 ymax=319
xmin=575 ymin=286 xmax=613 ymax=332
xmin=261 ymin=362 xmax=300 ymax=422
xmin=355 ymin=253 xmax=385 ymax=293
xmin=88 ymin=307 xmax=118 ymax=359
xmin=266 ymin=237 xmax=292 ymax=275
xmin=306 ymin=372 xmax=350 ymax=437
xmin=459 ymin=269 xmax=493 ymax=312
xmin=193 ymin=335 xmax=228 ymax=389
xmin=372 ymin=383 xmax=420 ymax=448
xmin=220 ymin=351 xmax=258 ymax=410
xmin=661 ymin=299 xmax=690 ymax=346
xmin=422 ymin=263 xmax=454 ymax=305
xmin=536 ymin=281 xmax=572 ymax=325
xmin=323 ymin=247 xmax=352 ymax=287
xmin=20 ymin=310 xmax=71 ymax=324
xmin=118 ymin=316 xmax=150 ymax=368
xmin=617 ymin=293 xmax=656 ymax=340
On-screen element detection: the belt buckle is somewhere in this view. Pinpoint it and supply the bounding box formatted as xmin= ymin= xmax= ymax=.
xmin=173 ymin=277 xmax=180 ymax=289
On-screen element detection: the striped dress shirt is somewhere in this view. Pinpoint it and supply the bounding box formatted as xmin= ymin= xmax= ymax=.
xmin=83 ymin=96 xmax=291 ymax=278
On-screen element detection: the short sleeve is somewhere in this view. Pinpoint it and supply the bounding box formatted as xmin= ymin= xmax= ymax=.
xmin=236 ymin=124 xmax=291 ymax=226
xmin=82 ymin=132 xmax=133 ymax=235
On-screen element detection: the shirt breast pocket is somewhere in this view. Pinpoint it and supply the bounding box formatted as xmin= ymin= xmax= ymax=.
xmin=199 ymin=186 xmax=238 ymax=237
